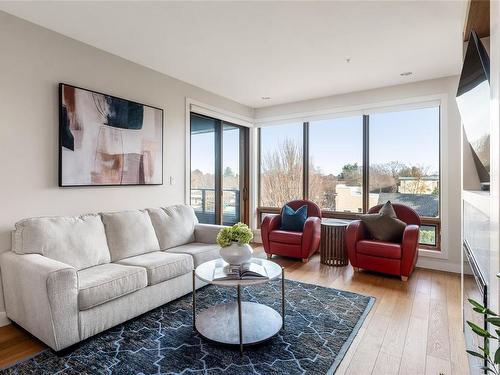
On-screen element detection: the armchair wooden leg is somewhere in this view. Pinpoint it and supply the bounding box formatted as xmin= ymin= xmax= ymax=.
xmin=401 ymin=276 xmax=408 ymax=282
xmin=266 ymin=254 xmax=273 ymax=259
xmin=302 ymin=258 xmax=309 ymax=263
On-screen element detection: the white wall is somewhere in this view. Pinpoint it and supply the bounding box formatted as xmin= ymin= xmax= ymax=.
xmin=0 ymin=12 xmax=252 ymax=325
xmin=254 ymin=76 xmax=464 ymax=273
xmin=489 ymin=0 xmax=500 ymax=323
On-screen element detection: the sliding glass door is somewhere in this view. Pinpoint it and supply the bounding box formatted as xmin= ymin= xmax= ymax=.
xmin=190 ymin=113 xmax=249 ymax=225
xmin=222 ymin=124 xmax=243 ymax=225
xmin=190 ymin=114 xmax=217 ymax=224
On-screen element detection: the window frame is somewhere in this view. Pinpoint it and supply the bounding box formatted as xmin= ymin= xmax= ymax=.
xmin=257 ymin=106 xmax=441 ymax=251
xmin=190 ymin=112 xmax=250 ymax=225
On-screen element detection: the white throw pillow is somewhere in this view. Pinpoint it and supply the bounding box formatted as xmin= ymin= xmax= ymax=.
xmin=101 ymin=209 xmax=160 ymax=262
xmin=12 ymin=214 xmax=111 ymax=270
xmin=148 ymin=205 xmax=198 ymax=250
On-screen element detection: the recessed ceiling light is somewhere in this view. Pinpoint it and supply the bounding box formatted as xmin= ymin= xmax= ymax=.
xmin=345 ymin=58 xmax=351 ymax=63
xmin=261 ymin=96 xmax=271 ymax=100
xmin=400 ymin=71 xmax=412 ymax=76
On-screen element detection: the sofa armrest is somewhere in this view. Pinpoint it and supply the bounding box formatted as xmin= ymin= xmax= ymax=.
xmin=0 ymin=252 xmax=79 ymax=351
xmin=401 ymin=224 xmax=420 ymax=277
xmin=301 ymin=216 xmax=321 ymax=258
xmin=345 ymin=220 xmax=367 ymax=267
xmin=194 ymin=223 xmax=226 ymax=244
xmin=261 ymin=214 xmax=281 ymax=253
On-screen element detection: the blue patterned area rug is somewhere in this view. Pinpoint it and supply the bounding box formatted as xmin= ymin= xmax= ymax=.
xmin=2 ymin=280 xmax=374 ymax=375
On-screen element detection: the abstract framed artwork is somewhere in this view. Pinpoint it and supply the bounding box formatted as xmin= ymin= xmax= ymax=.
xmin=59 ymin=83 xmax=163 ymax=186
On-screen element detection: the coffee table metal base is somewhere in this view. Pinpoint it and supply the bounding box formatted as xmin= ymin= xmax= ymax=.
xmin=192 ymin=264 xmax=285 ymax=355
xmin=195 ymin=301 xmax=282 ymax=346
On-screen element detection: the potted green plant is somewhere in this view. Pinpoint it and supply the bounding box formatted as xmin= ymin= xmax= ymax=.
xmin=217 ymin=222 xmax=254 ymax=265
xmin=466 ymin=273 xmax=500 ymax=375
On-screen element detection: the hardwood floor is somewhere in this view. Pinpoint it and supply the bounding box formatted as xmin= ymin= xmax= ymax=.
xmin=0 ymin=324 xmax=45 ymax=369
xmin=255 ymin=247 xmax=469 ymax=375
xmin=0 ymin=246 xmax=469 ymax=374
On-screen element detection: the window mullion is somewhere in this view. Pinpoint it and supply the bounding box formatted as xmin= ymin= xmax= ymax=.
xmin=303 ymin=122 xmax=309 ymax=200
xmin=362 ymin=115 xmax=369 ymax=213
xmin=257 ymin=128 xmax=261 ymax=208
xmin=214 ymin=120 xmax=223 ymax=224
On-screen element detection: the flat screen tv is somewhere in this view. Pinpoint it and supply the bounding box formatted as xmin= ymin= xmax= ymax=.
xmin=456 ymin=30 xmax=490 ymax=190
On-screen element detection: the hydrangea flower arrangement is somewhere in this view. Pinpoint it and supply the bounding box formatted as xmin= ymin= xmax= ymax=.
xmin=216 ymin=222 xmax=253 ymax=247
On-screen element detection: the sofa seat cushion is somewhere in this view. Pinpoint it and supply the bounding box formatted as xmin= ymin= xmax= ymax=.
xmin=101 ymin=210 xmax=160 ymax=262
xmin=357 ymin=240 xmax=402 ymax=259
xmin=167 ymin=242 xmax=220 ymax=267
xmin=77 ymin=263 xmax=147 ymax=310
xmin=12 ymin=214 xmax=110 ymax=270
xmin=269 ymin=230 xmax=302 ymax=245
xmin=117 ymin=252 xmax=193 ymax=286
xmin=148 ymin=205 xmax=198 ymax=250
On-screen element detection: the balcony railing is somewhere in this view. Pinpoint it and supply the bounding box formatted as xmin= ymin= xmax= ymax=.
xmin=190 ymin=188 xmax=240 ymax=225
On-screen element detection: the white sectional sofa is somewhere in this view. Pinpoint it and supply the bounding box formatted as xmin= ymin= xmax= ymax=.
xmin=0 ymin=205 xmax=224 ymax=351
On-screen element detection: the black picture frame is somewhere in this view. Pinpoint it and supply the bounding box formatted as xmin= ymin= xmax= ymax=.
xmin=58 ymin=83 xmax=164 ymax=187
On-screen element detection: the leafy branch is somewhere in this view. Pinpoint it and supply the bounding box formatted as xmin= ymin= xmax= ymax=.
xmin=466 ymin=273 xmax=500 ymax=374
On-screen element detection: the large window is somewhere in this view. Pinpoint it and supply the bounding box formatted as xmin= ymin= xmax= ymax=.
xmin=258 ymin=105 xmax=441 ymax=249
xmin=369 ymin=107 xmax=440 ymax=245
xmin=309 ymin=116 xmax=363 ymax=213
xmin=259 ymin=123 xmax=303 ymax=207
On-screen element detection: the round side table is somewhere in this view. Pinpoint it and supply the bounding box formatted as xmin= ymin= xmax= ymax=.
xmin=320 ymin=219 xmax=351 ymax=266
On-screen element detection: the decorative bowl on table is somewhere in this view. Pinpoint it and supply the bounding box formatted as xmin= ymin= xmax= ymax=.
xmin=219 ymin=242 xmax=253 ymax=265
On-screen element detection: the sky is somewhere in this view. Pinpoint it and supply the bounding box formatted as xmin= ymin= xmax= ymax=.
xmin=369 ymin=107 xmax=440 ymax=174
xmin=192 ymin=106 xmax=440 ymax=177
xmin=191 ymin=124 xmax=240 ymax=175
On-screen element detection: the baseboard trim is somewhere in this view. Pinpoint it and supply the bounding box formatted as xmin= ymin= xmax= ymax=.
xmin=416 ymin=258 xmax=471 ymax=275
xmin=0 ymin=311 xmax=10 ymax=327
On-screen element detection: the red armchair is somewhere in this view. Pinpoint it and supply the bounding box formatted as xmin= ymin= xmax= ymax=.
xmin=346 ymin=203 xmax=421 ymax=281
xmin=262 ymin=200 xmax=322 ymax=263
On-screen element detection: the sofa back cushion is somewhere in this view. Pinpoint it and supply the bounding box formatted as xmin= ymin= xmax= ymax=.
xmin=148 ymin=205 xmax=198 ymax=250
xmin=101 ymin=210 xmax=160 ymax=262
xmin=12 ymin=214 xmax=110 ymax=270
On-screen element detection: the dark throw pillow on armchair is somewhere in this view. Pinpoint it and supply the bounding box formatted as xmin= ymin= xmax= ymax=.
xmin=281 ymin=204 xmax=308 ymax=232
xmin=359 ymin=201 xmax=406 ymax=242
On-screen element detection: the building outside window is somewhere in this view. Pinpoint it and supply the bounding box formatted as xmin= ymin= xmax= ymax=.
xmin=257 ymin=105 xmax=441 ymax=248
xmin=308 ymin=116 xmax=364 ymax=213
xmin=368 ymin=107 xmax=440 ymax=245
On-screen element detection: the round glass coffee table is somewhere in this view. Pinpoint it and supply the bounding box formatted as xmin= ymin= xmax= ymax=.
xmin=192 ymin=258 xmax=284 ymax=354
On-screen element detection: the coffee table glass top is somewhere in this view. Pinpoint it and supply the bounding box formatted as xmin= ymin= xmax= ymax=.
xmin=195 ymin=258 xmax=282 ymax=286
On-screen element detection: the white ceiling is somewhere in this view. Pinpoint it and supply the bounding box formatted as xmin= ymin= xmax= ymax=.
xmin=0 ymin=1 xmax=466 ymax=108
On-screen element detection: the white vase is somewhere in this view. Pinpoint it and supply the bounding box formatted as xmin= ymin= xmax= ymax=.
xmin=219 ymin=242 xmax=253 ymax=265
